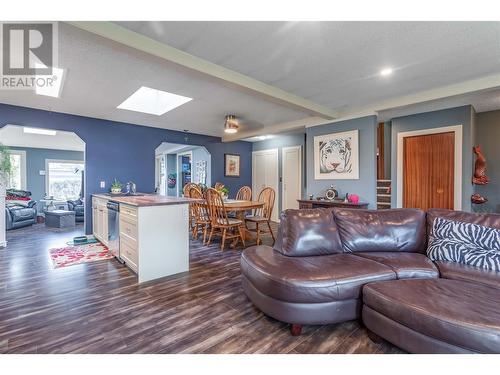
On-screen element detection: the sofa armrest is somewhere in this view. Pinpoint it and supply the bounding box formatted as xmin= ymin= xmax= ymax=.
xmin=5 ymin=207 xmax=13 ymax=230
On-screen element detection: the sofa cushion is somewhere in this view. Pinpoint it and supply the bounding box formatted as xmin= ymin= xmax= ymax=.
xmin=427 ymin=217 xmax=500 ymax=271
xmin=363 ymin=279 xmax=500 ymax=353
xmin=10 ymin=207 xmax=36 ymax=222
xmin=435 ymin=261 xmax=500 ymax=289
xmin=355 ymin=252 xmax=439 ymax=279
xmin=427 ymin=208 xmax=500 ymax=236
xmin=273 ymin=208 xmax=343 ymax=256
xmin=241 ymin=245 xmax=395 ymax=303
xmin=333 ymin=208 xmax=427 ymax=253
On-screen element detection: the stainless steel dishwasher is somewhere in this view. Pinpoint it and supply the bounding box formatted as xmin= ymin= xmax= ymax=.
xmin=107 ymin=201 xmax=122 ymax=261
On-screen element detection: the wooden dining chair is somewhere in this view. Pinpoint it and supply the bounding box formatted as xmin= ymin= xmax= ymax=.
xmin=236 ymin=186 xmax=252 ymax=201
xmin=189 ymin=186 xmax=210 ymax=245
xmin=183 ymin=182 xmax=197 ymax=197
xmin=245 ymin=187 xmax=276 ymax=245
xmin=183 ymin=183 xmax=198 ymax=232
xmin=205 ymin=188 xmax=245 ymax=250
xmin=214 ymin=182 xmax=224 ymax=190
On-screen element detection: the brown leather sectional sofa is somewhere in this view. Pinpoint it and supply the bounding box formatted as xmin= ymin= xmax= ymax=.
xmin=241 ymin=207 xmax=500 ymax=353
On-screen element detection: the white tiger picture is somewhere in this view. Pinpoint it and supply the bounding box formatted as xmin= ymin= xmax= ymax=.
xmin=314 ymin=129 xmax=359 ymax=180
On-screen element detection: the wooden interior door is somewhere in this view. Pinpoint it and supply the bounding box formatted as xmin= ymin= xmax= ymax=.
xmin=403 ymin=132 xmax=454 ymax=210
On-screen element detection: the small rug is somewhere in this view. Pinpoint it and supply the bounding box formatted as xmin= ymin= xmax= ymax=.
xmin=49 ymin=243 xmax=114 ymax=268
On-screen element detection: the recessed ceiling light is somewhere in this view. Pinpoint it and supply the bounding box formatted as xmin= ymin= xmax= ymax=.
xmin=35 ymin=64 xmax=66 ymax=98
xmin=23 ymin=127 xmax=57 ymax=136
xmin=257 ymin=135 xmax=273 ymax=140
xmin=117 ymin=86 xmax=192 ymax=116
xmin=380 ymin=68 xmax=393 ymax=77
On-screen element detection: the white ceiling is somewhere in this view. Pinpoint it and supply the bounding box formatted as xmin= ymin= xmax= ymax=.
xmin=0 ymin=22 xmax=499 ymax=139
xmin=0 ymin=23 xmax=310 ymax=137
xmin=117 ymin=21 xmax=500 ymax=111
xmin=0 ymin=125 xmax=85 ymax=151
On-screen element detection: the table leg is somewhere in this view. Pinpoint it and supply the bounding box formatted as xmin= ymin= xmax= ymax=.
xmin=230 ymin=211 xmax=252 ymax=248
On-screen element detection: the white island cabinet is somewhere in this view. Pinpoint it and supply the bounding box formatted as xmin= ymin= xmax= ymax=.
xmin=92 ymin=194 xmax=194 ymax=283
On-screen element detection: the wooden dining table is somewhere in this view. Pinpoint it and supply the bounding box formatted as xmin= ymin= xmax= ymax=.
xmin=196 ymin=198 xmax=264 ymax=247
xmin=222 ymin=199 xmax=264 ymax=244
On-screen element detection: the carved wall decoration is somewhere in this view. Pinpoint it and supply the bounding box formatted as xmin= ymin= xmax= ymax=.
xmin=471 ymin=193 xmax=488 ymax=204
xmin=472 ymin=146 xmax=489 ymax=185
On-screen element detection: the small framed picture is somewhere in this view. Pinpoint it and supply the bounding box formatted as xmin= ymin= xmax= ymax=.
xmin=224 ymin=154 xmax=240 ymax=177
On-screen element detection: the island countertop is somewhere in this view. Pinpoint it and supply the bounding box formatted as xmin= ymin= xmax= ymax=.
xmin=92 ymin=193 xmax=200 ymax=207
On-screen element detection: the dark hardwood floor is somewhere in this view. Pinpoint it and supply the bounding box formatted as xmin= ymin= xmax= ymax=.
xmin=0 ymin=222 xmax=403 ymax=354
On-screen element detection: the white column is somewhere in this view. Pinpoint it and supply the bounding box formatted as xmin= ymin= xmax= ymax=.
xmin=0 ymin=182 xmax=6 ymax=248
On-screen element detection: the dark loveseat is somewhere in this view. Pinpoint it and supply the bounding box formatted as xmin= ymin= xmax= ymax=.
xmin=241 ymin=208 xmax=500 ymax=353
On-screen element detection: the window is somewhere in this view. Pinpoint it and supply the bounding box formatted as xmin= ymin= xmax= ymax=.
xmin=45 ymin=160 xmax=84 ymax=200
xmin=8 ymin=150 xmax=27 ymax=190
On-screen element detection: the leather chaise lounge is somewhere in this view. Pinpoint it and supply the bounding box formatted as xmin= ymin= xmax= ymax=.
xmin=241 ymin=207 xmax=500 ymax=353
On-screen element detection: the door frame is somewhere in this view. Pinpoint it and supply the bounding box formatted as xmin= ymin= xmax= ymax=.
xmin=252 ymin=148 xmax=279 ymax=222
xmin=176 ymin=151 xmax=193 ymax=197
xmin=396 ymin=125 xmax=463 ymax=210
xmin=281 ymin=146 xmax=302 ymax=211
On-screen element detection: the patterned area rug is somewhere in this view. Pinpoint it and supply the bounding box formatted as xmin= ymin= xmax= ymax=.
xmin=49 ymin=243 xmax=114 ymax=268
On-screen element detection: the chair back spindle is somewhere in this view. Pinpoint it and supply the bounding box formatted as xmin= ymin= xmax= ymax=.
xmin=206 ymin=188 xmax=229 ymax=226
xmin=256 ymin=187 xmax=275 ymax=220
xmin=236 ymin=186 xmax=252 ymax=201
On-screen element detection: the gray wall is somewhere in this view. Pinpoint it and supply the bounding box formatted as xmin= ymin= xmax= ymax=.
xmin=191 ymin=147 xmax=211 ymax=187
xmin=252 ymin=133 xmax=306 ymax=213
xmin=10 ymin=146 xmax=84 ymax=207
xmin=305 ymin=115 xmax=378 ymax=208
xmin=166 ymin=154 xmax=177 ymax=196
xmin=390 ymin=105 xmax=474 ymax=211
xmin=474 ymin=110 xmax=500 ymax=213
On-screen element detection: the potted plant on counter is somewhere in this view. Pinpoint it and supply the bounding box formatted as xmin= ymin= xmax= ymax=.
xmin=110 ymin=178 xmax=123 ymax=194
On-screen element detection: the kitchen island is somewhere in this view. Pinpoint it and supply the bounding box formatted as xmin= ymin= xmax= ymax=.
xmin=92 ymin=193 xmax=196 ymax=283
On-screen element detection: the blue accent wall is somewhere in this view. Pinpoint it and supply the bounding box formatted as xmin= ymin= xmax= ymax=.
xmin=0 ymin=103 xmax=252 ymax=233
xmin=390 ymin=105 xmax=474 ymax=211
xmin=252 ymin=133 xmax=306 ymax=213
xmin=305 ymin=116 xmax=378 ymax=208
xmin=10 ymin=146 xmax=84 ymax=208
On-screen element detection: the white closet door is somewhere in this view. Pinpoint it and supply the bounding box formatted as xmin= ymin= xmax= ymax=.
xmin=252 ymin=153 xmax=267 ymax=196
xmin=252 ymin=149 xmax=279 ymax=222
xmin=282 ymin=146 xmax=302 ymax=210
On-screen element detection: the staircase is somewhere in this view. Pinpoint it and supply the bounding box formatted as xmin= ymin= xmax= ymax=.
xmin=377 ymin=180 xmax=391 ymax=210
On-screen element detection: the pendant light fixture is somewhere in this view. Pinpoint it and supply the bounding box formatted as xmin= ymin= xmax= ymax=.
xmin=224 ymin=115 xmax=238 ymax=134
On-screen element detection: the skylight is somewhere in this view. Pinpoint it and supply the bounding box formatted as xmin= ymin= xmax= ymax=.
xmin=23 ymin=127 xmax=57 ymax=136
xmin=117 ymin=86 xmax=192 ymax=116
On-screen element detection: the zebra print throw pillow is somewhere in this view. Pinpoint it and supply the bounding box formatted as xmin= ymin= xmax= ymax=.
xmin=427 ymin=217 xmax=500 ymax=271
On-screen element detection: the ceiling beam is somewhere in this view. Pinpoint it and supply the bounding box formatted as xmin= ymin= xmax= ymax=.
xmin=222 ymin=116 xmax=327 ymax=142
xmin=336 ymin=73 xmax=500 ymax=122
xmin=66 ymin=21 xmax=339 ymax=120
